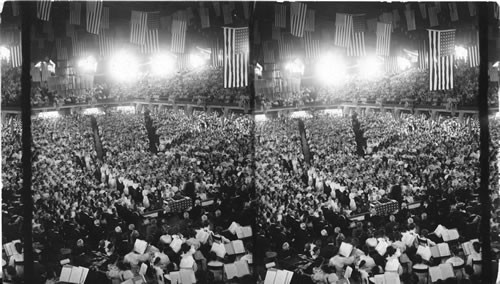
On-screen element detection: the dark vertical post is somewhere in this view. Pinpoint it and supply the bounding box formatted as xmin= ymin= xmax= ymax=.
xmin=478 ymin=3 xmax=492 ymax=283
xmin=20 ymin=2 xmax=34 ymax=283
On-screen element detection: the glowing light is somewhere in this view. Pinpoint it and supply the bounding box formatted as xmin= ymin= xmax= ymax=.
xmin=290 ymin=111 xmax=312 ymax=118
xmin=189 ymin=53 xmax=206 ymax=69
xmin=116 ymin=106 xmax=135 ymax=113
xmin=397 ymin=57 xmax=411 ymax=71
xmin=455 ymin=46 xmax=467 ymax=60
xmin=78 ymin=56 xmax=98 ymax=73
xmin=493 ymin=61 xmax=500 ymax=68
xmin=82 ymin=108 xmax=103 ymax=115
xmin=359 ymin=56 xmax=382 ymax=80
xmin=151 ymin=54 xmax=176 ymax=77
xmin=316 ymin=53 xmax=346 ymax=85
xmin=255 ymin=114 xmax=267 ymax=122
xmin=109 ymin=50 xmax=139 ymax=82
xmin=285 ymin=58 xmax=305 ymax=75
xmin=38 ymin=111 xmax=60 ymax=119
xmin=0 ymin=46 xmax=10 ymax=61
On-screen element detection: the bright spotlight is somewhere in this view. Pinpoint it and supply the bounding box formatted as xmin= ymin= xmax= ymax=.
xmin=255 ymin=114 xmax=267 ymax=122
xmin=285 ymin=58 xmax=305 ymax=75
xmin=359 ymin=56 xmax=382 ymax=80
xmin=0 ymin=46 xmax=10 ymax=61
xmin=316 ymin=53 xmax=346 ymax=85
xmin=190 ymin=53 xmax=206 ymax=69
xmin=455 ymin=46 xmax=467 ymax=60
xmin=109 ymin=50 xmax=139 ymax=82
xmin=397 ymin=57 xmax=411 ymax=71
xmin=151 ymin=54 xmax=176 ymax=77
xmin=38 ymin=111 xmax=60 ymax=119
xmin=82 ymin=108 xmax=103 ymax=115
xmin=78 ymin=56 xmax=98 ymax=73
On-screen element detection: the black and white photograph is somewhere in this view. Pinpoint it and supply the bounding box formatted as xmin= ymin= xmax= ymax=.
xmin=0 ymin=1 xmax=499 ymax=284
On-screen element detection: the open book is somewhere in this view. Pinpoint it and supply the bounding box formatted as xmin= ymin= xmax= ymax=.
xmin=264 ymin=269 xmax=294 ymax=284
xmin=441 ymin=229 xmax=459 ymax=242
xmin=373 ymin=273 xmax=401 ymax=284
xmin=416 ymin=245 xmax=432 ymax=261
xmin=430 ymin=243 xmax=451 ymax=258
xmin=59 ymin=265 xmax=89 ymax=284
xmin=224 ymin=240 xmax=246 ymax=255
xmin=429 ymin=263 xmax=455 ymax=282
xmin=461 ymin=239 xmax=479 ymax=255
xmin=224 ymin=260 xmax=251 ymax=279
xmin=133 ymin=239 xmax=148 ymax=254
xmin=3 ymin=240 xmax=21 ymax=257
xmin=211 ymin=242 xmax=227 ymax=258
xmin=236 ymin=226 xmax=253 ymax=239
xmin=339 ymin=242 xmax=354 ymax=257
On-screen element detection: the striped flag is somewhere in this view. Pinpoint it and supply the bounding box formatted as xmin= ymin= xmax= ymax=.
xmin=468 ymin=3 xmax=476 ymax=17
xmin=290 ymin=2 xmax=307 ymax=37
xmin=428 ymin=7 xmax=439 ymax=27
xmin=223 ymin=27 xmax=248 ymax=88
xmin=72 ymin=35 xmax=87 ymax=58
xmin=418 ymin=40 xmax=429 ymax=70
xmin=101 ymin=6 xmax=109 ymax=29
xmin=468 ymin=45 xmax=479 ymax=67
xmin=86 ymin=1 xmax=103 ymax=34
xmin=305 ymin=9 xmax=315 ymax=32
xmin=11 ymin=1 xmax=19 ymax=17
xmin=404 ymin=9 xmax=416 ymax=31
xmin=304 ymin=32 xmax=320 ymax=60
xmin=278 ymin=36 xmax=292 ymax=60
xmin=428 ymin=29 xmax=456 ymax=90
xmin=335 ymin=13 xmax=353 ymax=47
xmin=212 ymin=2 xmax=221 ymax=17
xmin=56 ymin=39 xmax=68 ymax=61
xmin=384 ymin=56 xmax=399 ymax=75
xmin=10 ymin=45 xmax=21 ymax=67
xmin=141 ymin=12 xmax=160 ymax=54
xmin=177 ymin=53 xmax=190 ymax=71
xmin=98 ymin=29 xmax=114 ymax=57
xmin=222 ymin=4 xmax=232 ymax=25
xmin=130 ymin=11 xmax=147 ymax=44
xmin=263 ymin=41 xmax=275 ymax=63
xmin=347 ymin=14 xmax=366 ymax=57
xmin=37 ymin=0 xmax=52 ymax=21
xmin=376 ymin=22 xmax=391 ymax=57
xmin=199 ymin=7 xmax=210 ymax=28
xmin=419 ymin=3 xmax=427 ymax=19
xmin=69 ymin=2 xmax=81 ymax=25
xmin=211 ymin=39 xmax=223 ymax=68
xmin=171 ymin=17 xmax=187 ymax=53
xmin=272 ymin=26 xmax=281 ymax=41
xmin=274 ymin=4 xmax=286 ymax=28
xmin=448 ymin=3 xmax=458 ymax=22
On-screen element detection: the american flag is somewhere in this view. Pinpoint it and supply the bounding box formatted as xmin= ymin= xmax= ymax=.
xmin=98 ymin=29 xmax=114 ymax=57
xmin=199 ymin=7 xmax=210 ymax=28
xmin=376 ymin=22 xmax=391 ymax=57
xmin=86 ymin=1 xmax=103 ymax=34
xmin=468 ymin=45 xmax=479 ymax=68
xmin=101 ymin=6 xmax=109 ymax=29
xmin=404 ymin=9 xmax=416 ymax=31
xmin=384 ymin=56 xmax=399 ymax=75
xmin=130 ymin=10 xmax=147 ymax=45
xmin=428 ymin=29 xmax=456 ymax=90
xmin=212 ymin=2 xmax=221 ymax=17
xmin=223 ymin=27 xmax=248 ymax=88
xmin=278 ymin=36 xmax=292 ymax=60
xmin=10 ymin=45 xmax=21 ymax=67
xmin=334 ymin=13 xmax=352 ymax=47
xmin=418 ymin=40 xmax=429 ymax=70
xmin=222 ymin=4 xmax=233 ymax=25
xmin=72 ymin=34 xmax=87 ymax=58
xmin=171 ymin=17 xmax=187 ymax=53
xmin=305 ymin=9 xmax=315 ymax=32
xmin=141 ymin=11 xmax=160 ymax=54
xmin=290 ymin=2 xmax=307 ymax=37
xmin=428 ymin=6 xmax=439 ymax=27
xmin=56 ymin=39 xmax=68 ymax=61
xmin=468 ymin=3 xmax=476 ymax=17
xmin=211 ymin=39 xmax=223 ymax=68
xmin=263 ymin=41 xmax=275 ymax=64
xmin=419 ymin=3 xmax=427 ymax=19
xmin=177 ymin=53 xmax=190 ymax=72
xmin=274 ymin=4 xmax=286 ymax=28
xmin=347 ymin=14 xmax=366 ymax=57
xmin=272 ymin=26 xmax=281 ymax=41
xmin=304 ymin=32 xmax=320 ymax=60
xmin=37 ymin=0 xmax=52 ymax=21
xmin=69 ymin=2 xmax=81 ymax=25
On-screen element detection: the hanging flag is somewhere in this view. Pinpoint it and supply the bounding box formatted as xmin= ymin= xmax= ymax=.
xmin=385 ymin=56 xmax=399 ymax=75
xmin=347 ymin=14 xmax=366 ymax=57
xmin=419 ymin=3 xmax=427 ymax=19
xmin=448 ymin=3 xmax=458 ymax=22
xmin=222 ymin=4 xmax=232 ymax=25
xmin=376 ymin=22 xmax=391 ymax=57
xmin=171 ymin=17 xmax=187 ymax=53
xmin=404 ymin=9 xmax=416 ymax=31
xmin=223 ymin=27 xmax=248 ymax=88
xmin=101 ymin=6 xmax=109 ymax=29
xmin=290 ymin=2 xmax=307 ymax=37
xmin=379 ymin=12 xmax=394 ymax=32
xmin=69 ymin=2 xmax=81 ymax=25
xmin=141 ymin=12 xmax=160 ymax=54
xmin=242 ymin=2 xmax=249 ymax=20
xmin=334 ymin=13 xmax=352 ymax=47
xmin=305 ymin=9 xmax=315 ymax=32
xmin=176 ymin=53 xmax=190 ymax=72
xmin=304 ymin=32 xmax=320 ymax=60
xmin=418 ymin=40 xmax=429 ymax=70
xmin=98 ymin=29 xmax=114 ymax=57
xmin=11 ymin=1 xmax=19 ymax=17
xmin=37 ymin=0 xmax=52 ymax=21
xmin=211 ymin=39 xmax=223 ymax=68
xmin=468 ymin=45 xmax=479 ymax=68
xmin=200 ymin=7 xmax=210 ymax=28
xmin=272 ymin=26 xmax=281 ymax=41
xmin=393 ymin=9 xmax=401 ymax=29
xmin=468 ymin=3 xmax=476 ymax=17
xmin=428 ymin=29 xmax=456 ymax=90
xmin=274 ymin=4 xmax=286 ymax=28
xmin=86 ymin=1 xmax=103 ymax=34
xmin=263 ymin=41 xmax=275 ymax=63
xmin=10 ymin=45 xmax=21 ymax=67
xmin=56 ymin=38 xmax=69 ymax=61
xmin=212 ymin=2 xmax=221 ymax=17
xmin=278 ymin=36 xmax=292 ymax=60
xmin=130 ymin=10 xmax=147 ymax=45
xmin=489 ymin=65 xmax=499 ymax=81
xmin=428 ymin=7 xmax=439 ymax=27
